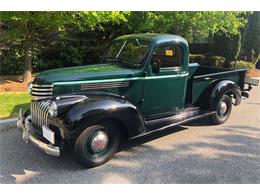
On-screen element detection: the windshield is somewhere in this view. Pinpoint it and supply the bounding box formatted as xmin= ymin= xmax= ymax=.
xmin=104 ymin=38 xmax=149 ymax=67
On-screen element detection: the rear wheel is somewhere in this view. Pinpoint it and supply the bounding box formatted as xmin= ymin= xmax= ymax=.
xmin=211 ymin=95 xmax=232 ymax=125
xmin=74 ymin=123 xmax=120 ymax=168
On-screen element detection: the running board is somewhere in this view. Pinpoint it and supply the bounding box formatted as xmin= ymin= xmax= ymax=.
xmin=129 ymin=110 xmax=215 ymax=141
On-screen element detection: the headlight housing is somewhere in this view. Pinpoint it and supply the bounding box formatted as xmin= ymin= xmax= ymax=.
xmin=49 ymin=101 xmax=58 ymax=117
xmin=27 ymin=82 xmax=32 ymax=93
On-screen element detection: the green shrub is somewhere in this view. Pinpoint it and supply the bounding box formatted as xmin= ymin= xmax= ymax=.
xmin=204 ymin=52 xmax=214 ymax=59
xmin=207 ymin=56 xmax=226 ymax=68
xmin=213 ymin=32 xmax=241 ymax=64
xmin=190 ymin=54 xmax=225 ymax=68
xmin=0 ymin=45 xmax=24 ymax=75
xmin=0 ymin=43 xmax=41 ymax=76
xmin=230 ymin=60 xmax=255 ymax=69
xmin=189 ymin=54 xmax=206 ymax=64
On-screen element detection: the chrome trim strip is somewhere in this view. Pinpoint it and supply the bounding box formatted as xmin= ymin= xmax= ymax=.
xmin=31 ymin=91 xmax=53 ymax=95
xmin=193 ymin=68 xmax=247 ymax=79
xmin=32 ymin=88 xmax=53 ymax=91
xmin=32 ymin=84 xmax=53 ymax=87
xmin=32 ymin=96 xmax=52 ymax=101
xmin=53 ymin=73 xmax=189 ymax=86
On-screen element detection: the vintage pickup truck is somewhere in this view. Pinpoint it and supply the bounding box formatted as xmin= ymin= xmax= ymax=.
xmin=17 ymin=33 xmax=259 ymax=168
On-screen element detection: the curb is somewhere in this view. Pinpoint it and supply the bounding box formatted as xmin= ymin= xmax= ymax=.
xmin=0 ymin=118 xmax=17 ymax=132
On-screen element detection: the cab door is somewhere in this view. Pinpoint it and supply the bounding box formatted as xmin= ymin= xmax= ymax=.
xmin=142 ymin=43 xmax=188 ymax=118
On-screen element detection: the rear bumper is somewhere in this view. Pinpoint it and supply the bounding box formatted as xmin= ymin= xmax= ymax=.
xmin=244 ymin=77 xmax=259 ymax=86
xmin=243 ymin=78 xmax=259 ymax=91
xmin=17 ymin=109 xmax=60 ymax=157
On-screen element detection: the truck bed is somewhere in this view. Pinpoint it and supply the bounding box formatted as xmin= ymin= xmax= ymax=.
xmin=187 ymin=63 xmax=247 ymax=105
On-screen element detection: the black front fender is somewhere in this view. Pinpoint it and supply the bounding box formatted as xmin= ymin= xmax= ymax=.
xmin=62 ymin=96 xmax=146 ymax=140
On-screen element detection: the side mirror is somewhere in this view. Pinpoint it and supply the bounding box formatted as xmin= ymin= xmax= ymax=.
xmin=151 ymin=59 xmax=161 ymax=74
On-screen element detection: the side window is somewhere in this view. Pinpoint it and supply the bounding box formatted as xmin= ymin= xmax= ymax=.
xmin=152 ymin=44 xmax=182 ymax=68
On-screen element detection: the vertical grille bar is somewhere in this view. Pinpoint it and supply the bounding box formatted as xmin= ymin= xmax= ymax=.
xmin=37 ymin=101 xmax=40 ymax=126
xmin=40 ymin=101 xmax=45 ymax=126
xmin=42 ymin=101 xmax=50 ymax=126
xmin=37 ymin=101 xmax=41 ymax=127
xmin=31 ymin=102 xmax=34 ymax=124
xmin=31 ymin=100 xmax=51 ymax=128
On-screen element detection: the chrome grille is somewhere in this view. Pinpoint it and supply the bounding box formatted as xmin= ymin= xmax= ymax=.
xmin=31 ymin=84 xmax=53 ymax=99
xmin=31 ymin=100 xmax=51 ymax=128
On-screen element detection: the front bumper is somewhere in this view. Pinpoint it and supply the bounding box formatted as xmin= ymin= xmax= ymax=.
xmin=17 ymin=109 xmax=60 ymax=157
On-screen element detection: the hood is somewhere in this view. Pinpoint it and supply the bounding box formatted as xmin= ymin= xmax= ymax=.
xmin=33 ymin=64 xmax=137 ymax=85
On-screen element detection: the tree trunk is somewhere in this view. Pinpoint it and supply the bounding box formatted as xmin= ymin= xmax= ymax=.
xmin=255 ymin=54 xmax=260 ymax=69
xmin=244 ymin=49 xmax=253 ymax=62
xmin=24 ymin=41 xmax=32 ymax=83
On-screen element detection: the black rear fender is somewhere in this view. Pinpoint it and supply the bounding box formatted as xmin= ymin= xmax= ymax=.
xmin=63 ymin=97 xmax=146 ymax=141
xmin=210 ymin=80 xmax=242 ymax=110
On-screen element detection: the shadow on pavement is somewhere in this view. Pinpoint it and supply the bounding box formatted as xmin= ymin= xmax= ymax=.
xmin=1 ymin=124 xmax=260 ymax=183
xmin=120 ymin=125 xmax=187 ymax=151
xmin=184 ymin=117 xmax=212 ymax=127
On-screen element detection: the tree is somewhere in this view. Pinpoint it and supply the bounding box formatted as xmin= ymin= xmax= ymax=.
xmin=123 ymin=12 xmax=247 ymax=43
xmin=0 ymin=11 xmax=129 ymax=82
xmin=213 ymin=32 xmax=242 ymax=67
xmin=243 ymin=12 xmax=260 ymax=67
xmin=0 ymin=11 xmax=251 ymax=78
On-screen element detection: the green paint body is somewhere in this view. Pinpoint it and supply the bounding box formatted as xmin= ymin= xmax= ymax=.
xmin=33 ymin=34 xmax=246 ymax=118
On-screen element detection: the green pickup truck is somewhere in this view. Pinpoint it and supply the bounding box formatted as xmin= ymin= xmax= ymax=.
xmin=17 ymin=33 xmax=259 ymax=168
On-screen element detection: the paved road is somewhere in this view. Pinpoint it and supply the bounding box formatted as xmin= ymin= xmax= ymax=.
xmin=1 ymin=84 xmax=260 ymax=184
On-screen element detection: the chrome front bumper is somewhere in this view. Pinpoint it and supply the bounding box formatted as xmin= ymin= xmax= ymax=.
xmin=17 ymin=109 xmax=60 ymax=157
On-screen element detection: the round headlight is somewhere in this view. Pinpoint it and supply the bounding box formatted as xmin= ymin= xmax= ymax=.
xmin=28 ymin=82 xmax=32 ymax=93
xmin=49 ymin=101 xmax=58 ymax=117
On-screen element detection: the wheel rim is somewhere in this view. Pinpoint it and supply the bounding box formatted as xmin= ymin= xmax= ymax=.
xmin=90 ymin=131 xmax=109 ymax=153
xmin=219 ymin=101 xmax=227 ymax=115
xmin=217 ymin=99 xmax=229 ymax=118
xmin=85 ymin=130 xmax=111 ymax=158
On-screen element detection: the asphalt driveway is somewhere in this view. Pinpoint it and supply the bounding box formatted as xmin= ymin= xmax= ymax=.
xmin=0 ymin=84 xmax=260 ymax=184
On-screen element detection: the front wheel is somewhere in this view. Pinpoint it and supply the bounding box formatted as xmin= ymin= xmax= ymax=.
xmin=211 ymin=95 xmax=232 ymax=125
xmin=74 ymin=123 xmax=120 ymax=168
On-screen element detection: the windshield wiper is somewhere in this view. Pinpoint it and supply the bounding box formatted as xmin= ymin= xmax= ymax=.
xmin=105 ymin=57 xmax=139 ymax=68
xmin=105 ymin=57 xmax=126 ymax=67
xmin=115 ymin=40 xmax=127 ymax=58
xmin=117 ymin=58 xmax=141 ymax=68
xmin=117 ymin=58 xmax=134 ymax=64
xmin=105 ymin=57 xmax=120 ymax=62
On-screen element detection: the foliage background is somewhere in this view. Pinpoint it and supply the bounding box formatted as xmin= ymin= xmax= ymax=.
xmin=0 ymin=11 xmax=259 ymax=78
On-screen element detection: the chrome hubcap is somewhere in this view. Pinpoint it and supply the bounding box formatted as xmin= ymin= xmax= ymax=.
xmin=219 ymin=101 xmax=227 ymax=115
xmin=90 ymin=131 xmax=109 ymax=153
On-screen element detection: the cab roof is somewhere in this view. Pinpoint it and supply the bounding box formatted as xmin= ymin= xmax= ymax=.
xmin=115 ymin=33 xmax=188 ymax=47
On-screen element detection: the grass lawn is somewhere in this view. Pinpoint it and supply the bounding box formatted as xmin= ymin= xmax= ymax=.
xmin=0 ymin=92 xmax=31 ymax=119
